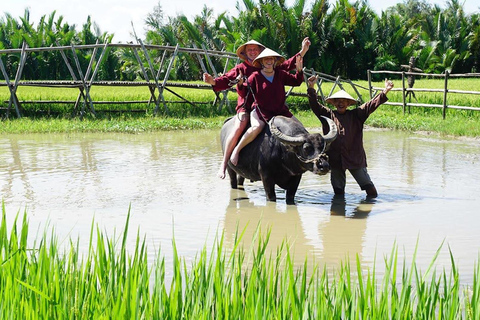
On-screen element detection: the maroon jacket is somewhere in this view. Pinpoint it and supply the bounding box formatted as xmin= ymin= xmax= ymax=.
xmin=307 ymin=87 xmax=388 ymax=170
xmin=240 ymin=69 xmax=304 ymax=122
xmin=211 ymin=53 xmax=301 ymax=113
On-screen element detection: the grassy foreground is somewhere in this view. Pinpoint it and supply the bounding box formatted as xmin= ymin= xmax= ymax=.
xmin=1 ymin=205 xmax=479 ymax=319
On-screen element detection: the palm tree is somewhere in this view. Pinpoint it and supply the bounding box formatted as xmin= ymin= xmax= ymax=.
xmin=467 ymin=14 xmax=480 ymax=72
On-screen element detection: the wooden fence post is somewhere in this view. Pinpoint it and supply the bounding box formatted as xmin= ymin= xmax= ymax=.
xmin=137 ymin=38 xmax=168 ymax=115
xmin=367 ymin=70 xmax=372 ymax=100
xmin=402 ymin=72 xmax=406 ymax=114
xmin=0 ymin=45 xmax=25 ymax=118
xmin=70 ymin=44 xmax=96 ymax=116
xmin=443 ymin=71 xmax=449 ymax=119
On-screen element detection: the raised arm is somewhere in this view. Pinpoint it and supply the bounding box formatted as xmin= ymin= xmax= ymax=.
xmin=307 ymin=75 xmax=332 ymax=119
xmin=383 ymin=78 xmax=394 ymax=95
xmin=202 ymin=65 xmax=243 ymax=91
xmin=278 ymin=37 xmax=311 ymax=71
xmin=298 ymin=37 xmax=311 ymax=58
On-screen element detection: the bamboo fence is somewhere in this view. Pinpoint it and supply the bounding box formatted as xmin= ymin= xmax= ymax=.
xmin=1 ymin=41 xmax=479 ymax=119
xmin=368 ymin=69 xmax=480 ymax=119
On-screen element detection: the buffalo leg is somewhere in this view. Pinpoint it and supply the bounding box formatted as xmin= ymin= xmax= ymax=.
xmin=285 ymin=175 xmax=302 ymax=205
xmin=261 ymin=176 xmax=277 ymax=202
xmin=237 ymin=175 xmax=245 ymax=186
xmin=227 ymin=167 xmax=238 ymax=189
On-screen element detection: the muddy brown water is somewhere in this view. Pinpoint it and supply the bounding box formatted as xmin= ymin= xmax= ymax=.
xmin=1 ymin=129 xmax=479 ymax=284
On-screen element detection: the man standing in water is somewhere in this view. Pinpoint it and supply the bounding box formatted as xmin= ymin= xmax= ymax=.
xmin=307 ymin=76 xmax=394 ymax=198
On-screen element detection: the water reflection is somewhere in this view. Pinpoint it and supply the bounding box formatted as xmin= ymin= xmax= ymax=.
xmin=0 ymin=130 xmax=479 ymax=284
xmin=223 ymin=188 xmax=318 ymax=268
xmin=1 ymin=138 xmax=34 ymax=201
xmin=329 ymin=194 xmax=374 ymax=218
xmin=318 ymin=195 xmax=372 ymax=265
xmin=223 ymin=188 xmax=376 ymax=270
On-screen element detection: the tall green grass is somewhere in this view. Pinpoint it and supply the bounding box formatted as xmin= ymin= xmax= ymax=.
xmin=1 ymin=204 xmax=479 ymax=319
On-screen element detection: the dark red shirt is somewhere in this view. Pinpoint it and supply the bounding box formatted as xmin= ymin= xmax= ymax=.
xmin=241 ymin=69 xmax=304 ymax=122
xmin=307 ymin=87 xmax=388 ymax=170
xmin=211 ymin=53 xmax=301 ymax=113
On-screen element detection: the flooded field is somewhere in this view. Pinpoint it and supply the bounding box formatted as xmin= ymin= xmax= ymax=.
xmin=1 ymin=128 xmax=479 ymax=283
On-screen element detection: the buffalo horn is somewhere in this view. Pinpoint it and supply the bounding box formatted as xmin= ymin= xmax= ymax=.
xmin=269 ymin=117 xmax=305 ymax=146
xmin=320 ymin=116 xmax=338 ymax=143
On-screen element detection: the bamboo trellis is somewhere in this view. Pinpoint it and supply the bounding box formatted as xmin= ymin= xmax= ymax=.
xmin=0 ymin=41 xmax=241 ymax=118
xmin=302 ymin=68 xmax=369 ymax=104
xmin=0 ymin=39 xmax=374 ymax=118
xmin=4 ymin=41 xmax=478 ymax=120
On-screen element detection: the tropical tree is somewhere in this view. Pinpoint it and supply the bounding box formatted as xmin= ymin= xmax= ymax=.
xmin=3 ymin=0 xmax=480 ymax=81
xmin=467 ymin=14 xmax=480 ymax=72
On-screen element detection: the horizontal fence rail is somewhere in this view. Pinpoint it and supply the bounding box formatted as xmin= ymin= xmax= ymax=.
xmin=1 ymin=41 xmax=479 ymax=119
xmin=368 ymin=70 xmax=480 ymax=119
xmin=0 ymin=41 xmax=241 ymax=118
xmin=0 ymin=41 xmax=356 ymax=118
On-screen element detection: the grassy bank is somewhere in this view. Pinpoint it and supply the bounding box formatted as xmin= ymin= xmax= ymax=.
xmin=1 ymin=206 xmax=479 ymax=319
xmin=1 ymin=109 xmax=479 ymax=138
xmin=1 ymin=79 xmax=479 ymax=137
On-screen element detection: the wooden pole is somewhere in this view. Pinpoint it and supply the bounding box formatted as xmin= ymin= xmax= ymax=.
xmin=443 ymin=71 xmax=449 ymax=119
xmin=0 ymin=48 xmax=20 ymax=118
xmin=402 ymin=72 xmax=406 ymax=114
xmin=156 ymin=44 xmax=180 ymax=114
xmin=71 ymin=44 xmax=96 ymax=115
xmin=367 ymin=70 xmax=372 ymax=100
xmin=202 ymin=44 xmax=228 ymax=113
xmin=138 ymin=38 xmax=168 ymax=114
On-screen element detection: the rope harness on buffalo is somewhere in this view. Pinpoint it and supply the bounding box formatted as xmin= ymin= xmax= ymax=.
xmin=296 ymin=151 xmax=328 ymax=164
xmin=269 ymin=116 xmax=329 ymax=165
xmin=233 ymin=74 xmax=336 ymax=166
xmin=234 ymin=76 xmax=269 ymax=123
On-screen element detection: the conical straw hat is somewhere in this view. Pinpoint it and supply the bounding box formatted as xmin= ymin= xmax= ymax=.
xmin=325 ymin=90 xmax=357 ymax=106
xmin=252 ymin=48 xmax=285 ymax=68
xmin=235 ymin=40 xmax=266 ymax=61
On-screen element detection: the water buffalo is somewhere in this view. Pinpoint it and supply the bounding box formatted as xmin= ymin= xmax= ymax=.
xmin=220 ymin=115 xmax=337 ymax=204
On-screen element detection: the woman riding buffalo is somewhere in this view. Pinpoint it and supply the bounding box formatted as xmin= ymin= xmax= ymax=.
xmin=203 ymin=38 xmax=311 ymax=179
xmin=229 ymin=48 xmax=305 ymax=166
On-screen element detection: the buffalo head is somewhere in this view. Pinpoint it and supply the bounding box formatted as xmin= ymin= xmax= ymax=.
xmin=269 ymin=116 xmax=337 ymax=175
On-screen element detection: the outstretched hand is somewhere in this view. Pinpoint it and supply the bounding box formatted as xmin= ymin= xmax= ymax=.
xmin=300 ymin=37 xmax=311 ymax=57
xmin=307 ymin=75 xmax=317 ymax=89
xmin=383 ymin=78 xmax=394 ymax=95
xmin=296 ymin=55 xmax=303 ymax=72
xmin=203 ymin=73 xmax=215 ymax=86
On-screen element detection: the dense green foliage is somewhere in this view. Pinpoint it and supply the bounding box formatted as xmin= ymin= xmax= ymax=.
xmin=1 ymin=206 xmax=479 ymax=318
xmin=1 ymin=0 xmax=480 ymax=82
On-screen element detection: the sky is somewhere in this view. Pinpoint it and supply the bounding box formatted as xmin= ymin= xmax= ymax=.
xmin=4 ymin=0 xmax=480 ymax=43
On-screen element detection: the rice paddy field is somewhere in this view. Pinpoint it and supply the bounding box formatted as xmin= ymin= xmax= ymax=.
xmin=1 ymin=77 xmax=480 ymax=137
xmin=1 ymin=206 xmax=479 ymax=319
xmin=1 ymin=78 xmax=479 ymax=318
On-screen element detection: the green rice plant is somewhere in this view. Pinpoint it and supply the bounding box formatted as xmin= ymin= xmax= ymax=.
xmin=0 ymin=203 xmax=478 ymax=319
xmin=2 ymin=78 xmax=480 ymax=137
